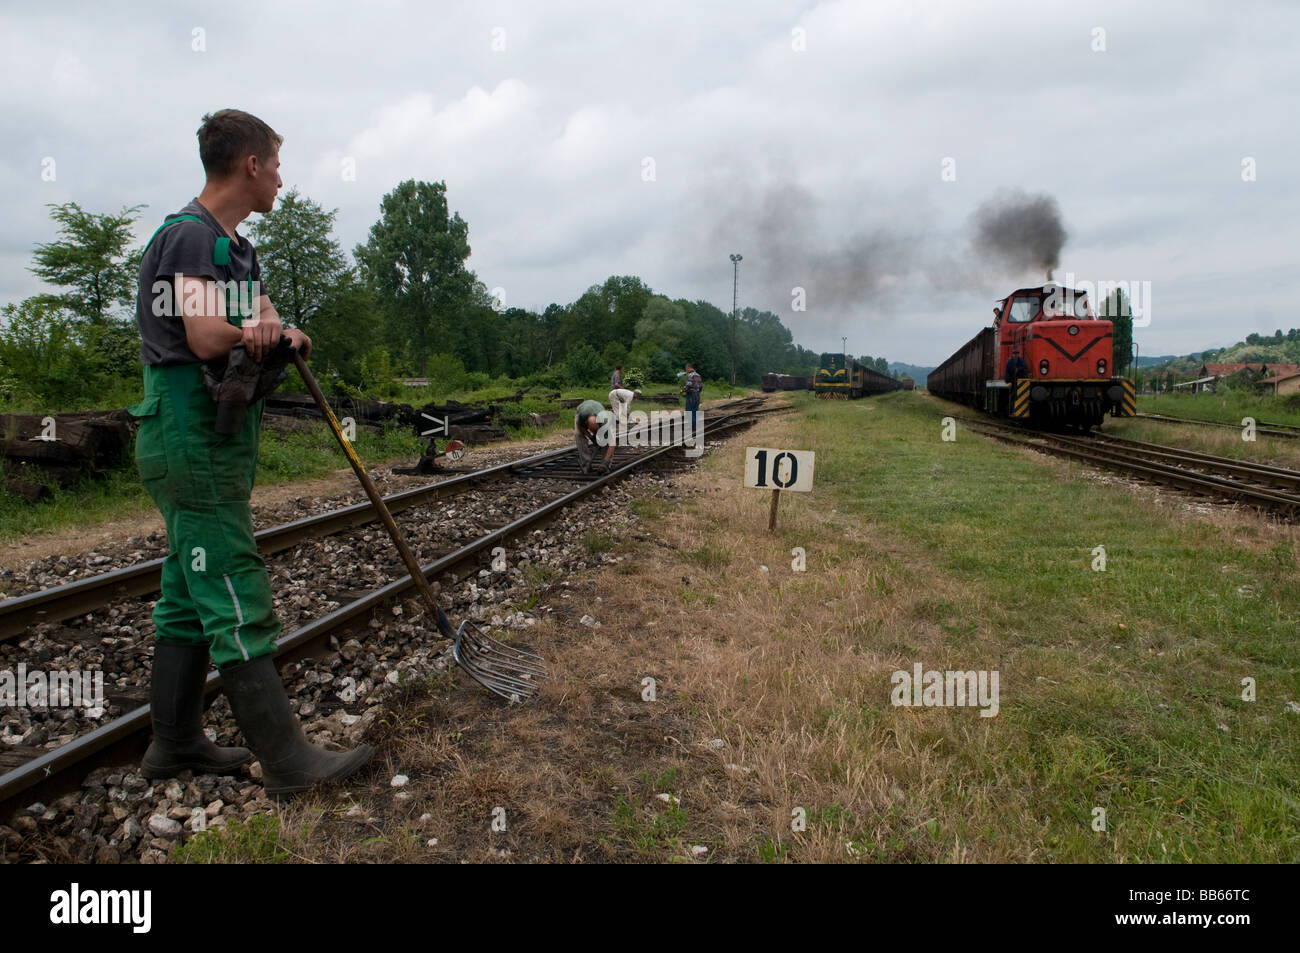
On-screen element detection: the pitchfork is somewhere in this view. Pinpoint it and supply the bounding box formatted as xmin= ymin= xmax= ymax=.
xmin=292 ymin=350 xmax=548 ymax=702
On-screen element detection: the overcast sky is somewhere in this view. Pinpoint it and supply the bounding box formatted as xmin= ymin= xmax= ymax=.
xmin=1 ymin=0 xmax=1295 ymax=366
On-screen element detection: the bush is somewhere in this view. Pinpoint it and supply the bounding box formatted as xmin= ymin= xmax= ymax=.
xmin=648 ymin=349 xmax=680 ymax=383
xmin=0 ymin=297 xmax=103 ymax=409
xmin=565 ymin=344 xmax=604 ymax=386
xmin=423 ymin=352 xmax=468 ymax=392
xmin=520 ymin=367 xmax=568 ymax=391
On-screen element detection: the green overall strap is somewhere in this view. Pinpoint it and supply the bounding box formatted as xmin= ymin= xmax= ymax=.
xmin=143 ymin=214 xmax=207 ymax=254
xmin=144 ymin=214 xmax=251 ymax=328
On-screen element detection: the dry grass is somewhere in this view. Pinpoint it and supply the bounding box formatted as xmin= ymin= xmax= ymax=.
xmin=264 ymin=411 xmax=1042 ymax=862
xmin=219 ymin=394 xmax=1299 ymax=864
xmin=1105 ymin=418 xmax=1300 ymax=470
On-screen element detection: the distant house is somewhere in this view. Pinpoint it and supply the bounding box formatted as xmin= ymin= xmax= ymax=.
xmin=1190 ymin=362 xmax=1269 ymax=394
xmin=1198 ymin=362 xmax=1266 ymax=379
xmin=1173 ymin=376 xmax=1217 ymax=393
xmin=1261 ymin=362 xmax=1300 ymax=379
xmin=1258 ymin=370 xmax=1300 ymax=397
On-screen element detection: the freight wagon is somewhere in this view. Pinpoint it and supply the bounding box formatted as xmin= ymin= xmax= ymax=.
xmin=760 ymin=373 xmax=814 ymax=392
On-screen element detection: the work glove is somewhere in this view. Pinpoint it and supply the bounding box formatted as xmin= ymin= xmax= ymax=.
xmin=203 ymin=337 xmax=295 ymax=435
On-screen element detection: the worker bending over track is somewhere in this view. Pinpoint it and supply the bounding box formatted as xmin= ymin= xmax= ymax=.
xmin=575 ymin=398 xmax=615 ymax=474
xmin=129 ymin=109 xmax=373 ymax=795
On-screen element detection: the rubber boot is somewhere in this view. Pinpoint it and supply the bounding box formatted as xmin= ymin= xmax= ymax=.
xmin=141 ymin=642 xmax=253 ymax=779
xmin=220 ymin=654 xmax=374 ymax=796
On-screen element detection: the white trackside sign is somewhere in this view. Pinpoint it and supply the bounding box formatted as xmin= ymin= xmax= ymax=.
xmin=744 ymin=448 xmax=815 ymax=492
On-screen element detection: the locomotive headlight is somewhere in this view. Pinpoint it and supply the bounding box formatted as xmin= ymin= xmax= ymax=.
xmin=1097 ymin=359 xmax=1107 ymax=375
xmin=1068 ymin=325 xmax=1079 ymax=336
xmin=1039 ymin=359 xmax=1049 ymax=375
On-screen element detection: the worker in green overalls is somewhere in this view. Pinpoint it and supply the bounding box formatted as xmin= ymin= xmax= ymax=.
xmin=130 ymin=109 xmax=372 ymax=795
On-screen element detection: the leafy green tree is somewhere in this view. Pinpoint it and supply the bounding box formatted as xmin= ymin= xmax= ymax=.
xmin=565 ymin=343 xmax=604 ymax=385
xmin=30 ymin=202 xmax=145 ymax=324
xmin=1102 ymin=287 xmax=1133 ymax=374
xmin=249 ymin=188 xmax=347 ymax=328
xmin=648 ymin=349 xmax=680 ymax=382
xmin=354 ymin=180 xmax=475 ymax=375
xmin=601 ymin=340 xmax=628 ymax=372
xmin=0 ymin=297 xmax=100 ymax=406
xmin=633 ymin=296 xmax=687 ymax=357
xmin=298 ymin=271 xmax=387 ymax=384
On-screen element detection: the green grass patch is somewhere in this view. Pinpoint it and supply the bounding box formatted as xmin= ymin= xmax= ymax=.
xmin=778 ymin=391 xmax=1300 ymax=861
xmin=583 ymin=530 xmax=616 ymax=556
xmin=172 ymin=814 xmax=295 ymax=864
xmin=684 ymin=543 xmax=731 ymax=570
xmin=1137 ymin=390 xmax=1300 ymax=428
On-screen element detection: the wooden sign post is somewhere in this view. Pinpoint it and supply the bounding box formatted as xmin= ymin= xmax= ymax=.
xmin=744 ymin=448 xmax=815 ymax=532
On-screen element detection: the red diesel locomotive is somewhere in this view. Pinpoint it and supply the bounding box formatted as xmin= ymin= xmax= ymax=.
xmin=927 ymin=282 xmax=1136 ymax=428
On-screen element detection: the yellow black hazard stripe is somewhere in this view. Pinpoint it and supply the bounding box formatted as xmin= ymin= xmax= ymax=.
xmin=1011 ymin=379 xmax=1031 ymax=419
xmin=1115 ymin=378 xmax=1136 ymax=417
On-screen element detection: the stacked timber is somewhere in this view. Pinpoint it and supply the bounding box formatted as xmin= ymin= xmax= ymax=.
xmin=264 ymin=393 xmax=415 ymax=427
xmin=0 ymin=411 xmax=132 ymax=501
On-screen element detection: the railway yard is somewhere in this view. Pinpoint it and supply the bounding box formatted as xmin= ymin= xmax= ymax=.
xmin=0 ymin=390 xmax=1296 ymax=863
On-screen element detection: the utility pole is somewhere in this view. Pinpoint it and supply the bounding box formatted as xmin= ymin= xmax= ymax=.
xmin=730 ymin=253 xmax=742 ymax=388
xmin=841 ymin=336 xmax=847 ymax=370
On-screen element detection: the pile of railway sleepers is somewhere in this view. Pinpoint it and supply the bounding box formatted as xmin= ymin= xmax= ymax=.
xmin=0 ymin=411 xmax=132 ymax=501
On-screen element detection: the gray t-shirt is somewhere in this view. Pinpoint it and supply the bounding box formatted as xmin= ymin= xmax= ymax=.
xmin=134 ymin=199 xmax=262 ymax=366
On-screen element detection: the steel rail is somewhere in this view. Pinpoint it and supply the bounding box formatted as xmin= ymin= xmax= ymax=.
xmin=0 ymin=406 xmax=780 ymax=814
xmin=1133 ymin=412 xmax=1300 ymax=439
xmin=1061 ymin=432 xmax=1300 ymax=492
xmin=960 ymin=419 xmax=1300 ymax=513
xmin=0 ymin=445 xmax=576 ymax=641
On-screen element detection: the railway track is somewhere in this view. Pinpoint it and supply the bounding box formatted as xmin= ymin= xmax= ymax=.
xmin=954 ymin=414 xmax=1300 ymax=516
xmin=1133 ymin=412 xmax=1300 ymax=439
xmin=0 ymin=401 xmax=784 ymax=824
xmin=2 ymin=399 xmax=779 ymax=642
xmin=0 ymin=447 xmax=574 ymax=641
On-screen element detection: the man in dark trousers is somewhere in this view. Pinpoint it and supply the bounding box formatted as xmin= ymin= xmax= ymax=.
xmin=575 ymin=398 xmax=613 ymax=474
xmin=129 ymin=109 xmax=372 ymax=795
xmin=683 ymin=362 xmax=703 ymax=426
xmin=1005 ymin=349 xmax=1028 ymax=383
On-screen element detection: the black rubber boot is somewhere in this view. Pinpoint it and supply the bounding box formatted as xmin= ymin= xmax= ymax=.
xmin=220 ymin=654 xmax=375 ymax=796
xmin=141 ymin=642 xmax=253 ymax=779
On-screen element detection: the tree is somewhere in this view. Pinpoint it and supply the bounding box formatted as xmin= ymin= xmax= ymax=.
xmin=1102 ymin=287 xmax=1133 ymax=374
xmin=30 ymin=202 xmax=145 ymax=324
xmin=298 ymin=271 xmax=387 ymax=384
xmin=632 ymin=296 xmax=687 ymax=359
xmin=353 ymin=180 xmax=475 ymax=375
xmin=0 ymin=297 xmax=101 ymax=406
xmin=565 ymin=343 xmax=604 ymax=385
xmin=248 ymin=188 xmax=347 ymax=328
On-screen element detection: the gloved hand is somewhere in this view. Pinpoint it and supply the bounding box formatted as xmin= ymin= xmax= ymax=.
xmin=203 ymin=337 xmax=295 ymax=435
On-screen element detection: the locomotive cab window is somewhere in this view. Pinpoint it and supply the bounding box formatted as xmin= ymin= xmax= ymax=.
xmin=1006 ymin=296 xmax=1039 ymax=322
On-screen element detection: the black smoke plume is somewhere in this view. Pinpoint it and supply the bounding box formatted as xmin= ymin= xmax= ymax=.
xmin=970 ymin=190 xmax=1067 ymax=276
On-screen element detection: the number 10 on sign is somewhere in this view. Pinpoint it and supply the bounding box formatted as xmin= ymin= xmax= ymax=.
xmin=745 ymin=448 xmax=815 ymax=530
